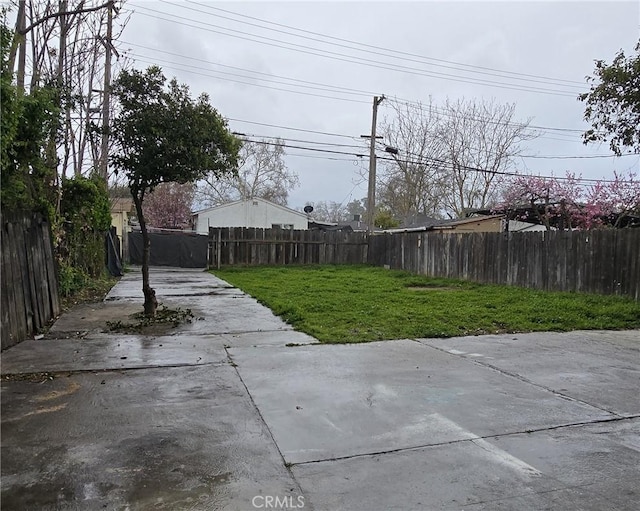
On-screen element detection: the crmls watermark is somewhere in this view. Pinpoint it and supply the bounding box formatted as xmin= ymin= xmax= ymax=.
xmin=251 ymin=495 xmax=305 ymax=509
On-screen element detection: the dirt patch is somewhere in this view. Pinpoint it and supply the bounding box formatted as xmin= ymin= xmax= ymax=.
xmin=406 ymin=286 xmax=460 ymax=291
xmin=46 ymin=298 xmax=201 ymax=338
xmin=105 ymin=306 xmax=195 ymax=335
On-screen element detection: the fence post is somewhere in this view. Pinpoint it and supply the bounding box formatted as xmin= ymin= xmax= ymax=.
xmin=216 ymin=229 xmax=221 ymax=270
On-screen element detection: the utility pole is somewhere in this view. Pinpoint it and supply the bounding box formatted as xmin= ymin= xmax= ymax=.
xmin=99 ymin=1 xmax=114 ymax=181
xmin=361 ymin=95 xmax=385 ymax=233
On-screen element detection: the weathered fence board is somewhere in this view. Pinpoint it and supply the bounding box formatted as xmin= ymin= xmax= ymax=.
xmin=210 ymin=227 xmax=639 ymax=300
xmin=370 ymin=229 xmax=640 ymax=300
xmin=209 ymin=227 xmax=369 ymax=267
xmin=1 ymin=212 xmax=60 ymax=350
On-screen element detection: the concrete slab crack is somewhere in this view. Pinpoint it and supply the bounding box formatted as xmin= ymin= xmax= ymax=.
xmin=418 ymin=341 xmax=624 ymax=418
xmin=461 ymin=482 xmax=598 ymax=508
xmin=225 ymin=347 xmax=312 ymax=510
xmin=287 ymin=415 xmax=639 ymax=467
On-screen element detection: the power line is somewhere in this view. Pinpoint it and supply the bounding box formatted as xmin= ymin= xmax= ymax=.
xmin=123 ymin=41 xmax=378 ymax=98
xmin=286 ymin=152 xmax=362 ymax=162
xmin=236 ymin=133 xmax=368 ymax=150
xmin=123 ymin=41 xmax=594 ymax=138
xmin=383 ymin=97 xmax=586 ymax=139
xmin=129 ymin=55 xmax=370 ymax=104
xmin=234 ymin=123 xmax=637 ymax=169
xmin=138 ymin=51 xmax=592 ymax=144
xmin=227 ymin=118 xmax=358 ymax=139
xmin=237 ymin=137 xmax=368 ymax=158
xmin=182 ymin=0 xmax=585 ymax=87
xmin=126 ymin=4 xmax=582 ymax=97
xmin=375 ymin=136 xmax=636 ymax=162
xmin=377 ymin=153 xmax=634 ymax=184
xmin=129 ymin=52 xmax=370 ymax=101
xmin=381 ymin=97 xmax=605 ymax=147
xmin=122 ymin=11 xmax=610 ymax=169
xmin=117 ymin=45 xmax=633 ymax=166
xmin=236 ymin=135 xmax=637 ymax=184
xmin=241 ymin=132 xmax=637 ymax=166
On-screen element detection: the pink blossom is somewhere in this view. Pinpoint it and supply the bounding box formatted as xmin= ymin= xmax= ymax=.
xmin=494 ymin=170 xmax=640 ymax=230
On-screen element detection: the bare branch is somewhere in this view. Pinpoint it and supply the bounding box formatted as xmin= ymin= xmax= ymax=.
xmin=19 ymin=1 xmax=113 ymax=35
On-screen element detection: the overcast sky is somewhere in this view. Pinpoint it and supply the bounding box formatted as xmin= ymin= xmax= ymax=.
xmin=118 ymin=0 xmax=640 ymax=211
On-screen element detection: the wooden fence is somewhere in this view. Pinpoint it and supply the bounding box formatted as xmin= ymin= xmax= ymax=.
xmin=210 ymin=227 xmax=639 ymax=300
xmin=209 ymin=227 xmax=369 ymax=267
xmin=1 ymin=212 xmax=60 ymax=350
xmin=369 ymin=229 xmax=640 ymax=300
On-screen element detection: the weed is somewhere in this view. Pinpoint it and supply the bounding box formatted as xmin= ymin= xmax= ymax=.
xmin=59 ymin=268 xmax=117 ymax=310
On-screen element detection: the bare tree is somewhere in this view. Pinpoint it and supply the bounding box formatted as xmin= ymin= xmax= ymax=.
xmin=380 ymin=97 xmax=536 ymax=219
xmin=307 ymin=198 xmax=366 ymax=223
xmin=438 ymin=98 xmax=536 ymax=217
xmin=198 ymin=138 xmax=299 ymax=207
xmin=9 ymin=1 xmax=131 ymax=182
xmin=310 ymin=201 xmax=347 ymax=223
xmin=379 ymin=99 xmax=448 ymax=219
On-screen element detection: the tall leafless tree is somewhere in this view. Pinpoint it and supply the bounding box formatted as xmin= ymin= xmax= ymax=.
xmin=438 ymin=98 xmax=536 ymax=217
xmin=378 ymin=99 xmax=448 ymax=219
xmin=380 ymin=97 xmax=537 ymax=219
xmin=8 ymin=1 xmax=131 ymax=183
xmin=198 ymin=138 xmax=299 ymax=207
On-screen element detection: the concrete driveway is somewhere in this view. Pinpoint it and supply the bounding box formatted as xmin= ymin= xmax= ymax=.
xmin=1 ymin=268 xmax=639 ymax=510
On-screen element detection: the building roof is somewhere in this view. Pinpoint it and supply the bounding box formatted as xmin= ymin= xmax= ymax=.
xmin=437 ymin=214 xmax=504 ymax=228
xmin=309 ymin=221 xmax=353 ymax=232
xmin=398 ymin=213 xmax=443 ymax=229
xmin=381 ymin=214 xmax=504 ymax=233
xmin=192 ymin=197 xmax=308 ymax=219
xmin=110 ymin=198 xmax=134 ymax=213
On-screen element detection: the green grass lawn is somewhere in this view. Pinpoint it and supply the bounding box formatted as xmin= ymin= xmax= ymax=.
xmin=212 ymin=265 xmax=640 ymax=343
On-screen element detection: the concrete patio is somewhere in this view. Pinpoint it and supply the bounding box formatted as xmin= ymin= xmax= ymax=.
xmin=1 ymin=268 xmax=638 ymax=510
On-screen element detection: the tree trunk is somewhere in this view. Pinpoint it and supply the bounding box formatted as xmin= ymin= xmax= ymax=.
xmin=7 ymin=1 xmax=25 ymax=79
xmin=16 ymin=1 xmax=26 ymax=94
xmin=132 ymin=192 xmax=157 ymax=317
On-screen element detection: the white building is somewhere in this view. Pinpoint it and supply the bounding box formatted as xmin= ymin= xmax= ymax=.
xmin=192 ymin=198 xmax=309 ymax=234
xmin=508 ymin=220 xmax=550 ymax=232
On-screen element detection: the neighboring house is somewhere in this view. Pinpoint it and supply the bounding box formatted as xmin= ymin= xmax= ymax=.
xmin=507 ymin=219 xmax=548 ymax=232
xmin=398 ymin=213 xmax=443 ymax=230
xmin=309 ymin=215 xmax=370 ymax=232
xmin=308 ymin=220 xmax=344 ymax=231
xmin=110 ymin=197 xmax=134 ymax=257
xmin=340 ymin=214 xmax=369 ymax=232
xmin=433 ymin=215 xmax=505 ymax=233
xmin=384 ymin=213 xmax=546 ymax=234
xmin=383 ymin=214 xmax=505 ymax=233
xmin=192 ymin=197 xmax=309 ymax=234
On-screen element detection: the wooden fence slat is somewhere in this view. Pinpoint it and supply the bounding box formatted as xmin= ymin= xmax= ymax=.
xmin=9 ymin=219 xmax=28 ymax=341
xmin=42 ymin=219 xmax=60 ymax=317
xmin=1 ymin=212 xmax=60 ymax=349
xmin=208 ymin=227 xmax=369 ymax=267
xmin=21 ymin=216 xmax=37 ymax=333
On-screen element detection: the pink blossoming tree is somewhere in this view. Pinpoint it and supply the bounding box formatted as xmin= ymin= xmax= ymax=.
xmin=496 ymin=170 xmax=640 ymax=230
xmin=143 ymin=182 xmax=195 ymax=229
